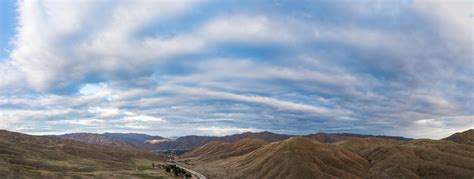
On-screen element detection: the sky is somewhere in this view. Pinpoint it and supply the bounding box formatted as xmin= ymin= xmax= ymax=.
xmin=0 ymin=0 xmax=472 ymax=139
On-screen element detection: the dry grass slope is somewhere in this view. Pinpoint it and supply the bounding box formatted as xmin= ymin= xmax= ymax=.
xmin=180 ymin=137 xmax=370 ymax=179
xmin=181 ymin=138 xmax=268 ymax=161
xmin=0 ymin=130 xmax=168 ymax=178
xmin=443 ymin=129 xmax=474 ymax=146
xmin=362 ymin=139 xmax=474 ymax=178
xmin=180 ymin=129 xmax=474 ymax=179
xmin=335 ymin=137 xmax=401 ymax=152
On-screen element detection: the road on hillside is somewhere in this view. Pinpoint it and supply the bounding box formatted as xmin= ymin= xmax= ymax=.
xmin=166 ymin=162 xmax=207 ymax=179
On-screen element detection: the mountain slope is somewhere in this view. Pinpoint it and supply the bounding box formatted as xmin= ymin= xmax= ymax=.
xmin=57 ymin=133 xmax=138 ymax=150
xmin=181 ymin=138 xmax=268 ymax=161
xmin=180 ymin=137 xmax=370 ymax=178
xmin=305 ymin=132 xmax=411 ymax=143
xmin=335 ymin=137 xmax=401 ymax=152
xmin=103 ymin=132 xmax=165 ymax=149
xmin=443 ymin=129 xmax=474 ymax=145
xmin=154 ymin=131 xmax=291 ymax=150
xmin=0 ymin=130 xmax=167 ymax=178
xmin=178 ymin=129 xmax=474 ymax=178
xmin=362 ymin=139 xmax=474 ymax=178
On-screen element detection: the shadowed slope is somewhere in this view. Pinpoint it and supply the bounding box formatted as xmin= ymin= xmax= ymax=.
xmin=57 ymin=133 xmax=139 ymax=150
xmin=362 ymin=139 xmax=474 ymax=178
xmin=335 ymin=137 xmax=402 ymax=152
xmin=103 ymin=132 xmax=165 ymax=149
xmin=443 ymin=129 xmax=474 ymax=145
xmin=305 ymin=132 xmax=411 ymax=143
xmin=155 ymin=131 xmax=290 ymax=150
xmin=181 ymin=138 xmax=268 ymax=161
xmin=181 ymin=137 xmax=370 ymax=179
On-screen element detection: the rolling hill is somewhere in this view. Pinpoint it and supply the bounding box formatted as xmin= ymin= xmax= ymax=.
xmin=103 ymin=132 xmax=166 ymax=149
xmin=57 ymin=133 xmax=139 ymax=150
xmin=0 ymin=130 xmax=169 ymax=178
xmin=181 ymin=138 xmax=268 ymax=161
xmin=305 ymin=132 xmax=411 ymax=143
xmin=152 ymin=131 xmax=291 ymax=150
xmin=362 ymin=139 xmax=474 ymax=178
xmin=55 ymin=131 xmax=412 ymax=152
xmin=178 ymin=129 xmax=474 ymax=179
xmin=443 ymin=129 xmax=474 ymax=145
xmin=179 ymin=137 xmax=370 ymax=178
xmin=334 ymin=137 xmax=401 ymax=152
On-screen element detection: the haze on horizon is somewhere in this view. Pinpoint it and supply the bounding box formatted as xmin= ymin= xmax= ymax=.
xmin=0 ymin=0 xmax=472 ymax=139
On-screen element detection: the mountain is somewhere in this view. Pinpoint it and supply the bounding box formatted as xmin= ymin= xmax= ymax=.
xmin=443 ymin=129 xmax=474 ymax=145
xmin=57 ymin=133 xmax=138 ymax=150
xmin=362 ymin=139 xmax=474 ymax=178
xmin=103 ymin=133 xmax=164 ymax=141
xmin=55 ymin=131 xmax=411 ymax=151
xmin=103 ymin=132 xmax=165 ymax=149
xmin=0 ymin=130 xmax=168 ymax=178
xmin=305 ymin=132 xmax=412 ymax=143
xmin=153 ymin=131 xmax=291 ymax=150
xmin=181 ymin=138 xmax=268 ymax=161
xmin=179 ymin=137 xmax=370 ymax=178
xmin=334 ymin=137 xmax=401 ymax=152
xmin=178 ymin=129 xmax=474 ymax=178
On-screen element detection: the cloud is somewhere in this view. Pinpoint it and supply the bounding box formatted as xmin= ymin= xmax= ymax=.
xmin=155 ymin=85 xmax=348 ymax=117
xmin=0 ymin=0 xmax=472 ymax=138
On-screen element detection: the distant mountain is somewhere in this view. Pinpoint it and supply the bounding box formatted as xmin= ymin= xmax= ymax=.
xmin=443 ymin=129 xmax=474 ymax=145
xmin=305 ymin=132 xmax=412 ymax=143
xmin=334 ymin=137 xmax=401 ymax=152
xmin=180 ymin=137 xmax=370 ymax=178
xmin=102 ymin=132 xmax=165 ymax=149
xmin=55 ymin=131 xmax=412 ymax=151
xmin=181 ymin=138 xmax=268 ymax=161
xmin=153 ymin=131 xmax=291 ymax=150
xmin=57 ymin=133 xmax=138 ymax=150
xmin=0 ymin=130 xmax=166 ymax=178
xmin=103 ymin=132 xmax=165 ymax=142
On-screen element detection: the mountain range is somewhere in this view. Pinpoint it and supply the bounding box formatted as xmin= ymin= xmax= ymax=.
xmin=2 ymin=129 xmax=472 ymax=178
xmin=54 ymin=131 xmax=412 ymax=151
xmin=178 ymin=129 xmax=474 ymax=178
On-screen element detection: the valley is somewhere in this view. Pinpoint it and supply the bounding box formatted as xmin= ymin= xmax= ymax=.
xmin=1 ymin=129 xmax=473 ymax=178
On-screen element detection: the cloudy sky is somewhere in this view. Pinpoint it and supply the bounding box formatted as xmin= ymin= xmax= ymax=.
xmin=0 ymin=0 xmax=472 ymax=138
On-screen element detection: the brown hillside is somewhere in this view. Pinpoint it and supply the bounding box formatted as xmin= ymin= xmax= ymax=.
xmin=57 ymin=133 xmax=138 ymax=150
xmin=154 ymin=131 xmax=290 ymax=150
xmin=181 ymin=137 xmax=370 ymax=179
xmin=443 ymin=129 xmax=474 ymax=145
xmin=0 ymin=130 xmax=166 ymax=178
xmin=181 ymin=138 xmax=268 ymax=161
xmin=335 ymin=137 xmax=401 ymax=152
xmin=362 ymin=139 xmax=474 ymax=178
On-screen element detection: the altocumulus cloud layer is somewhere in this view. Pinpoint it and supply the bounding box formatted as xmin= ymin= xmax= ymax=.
xmin=0 ymin=0 xmax=473 ymax=138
